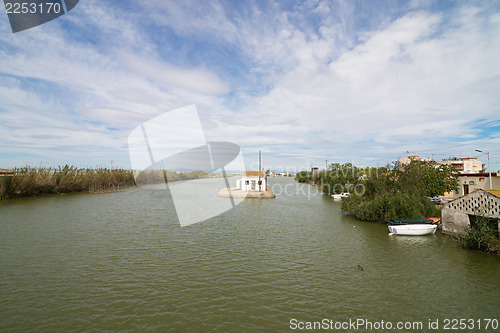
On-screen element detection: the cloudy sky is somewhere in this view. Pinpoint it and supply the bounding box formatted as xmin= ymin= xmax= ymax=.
xmin=1 ymin=0 xmax=500 ymax=172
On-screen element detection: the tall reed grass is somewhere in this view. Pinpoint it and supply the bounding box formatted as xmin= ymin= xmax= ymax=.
xmin=133 ymin=170 xmax=210 ymax=185
xmin=0 ymin=165 xmax=135 ymax=199
xmin=0 ymin=166 xmax=231 ymax=200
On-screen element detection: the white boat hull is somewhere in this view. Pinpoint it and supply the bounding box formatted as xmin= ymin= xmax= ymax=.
xmin=331 ymin=192 xmax=349 ymax=200
xmin=388 ymin=224 xmax=437 ymax=236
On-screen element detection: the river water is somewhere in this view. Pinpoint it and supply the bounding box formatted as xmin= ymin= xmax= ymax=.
xmin=1 ymin=177 xmax=499 ymax=332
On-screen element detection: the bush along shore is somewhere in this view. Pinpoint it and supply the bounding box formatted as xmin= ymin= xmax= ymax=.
xmin=296 ymin=160 xmax=457 ymax=221
xmin=296 ymin=160 xmax=500 ymax=254
xmin=340 ymin=160 xmax=457 ymax=221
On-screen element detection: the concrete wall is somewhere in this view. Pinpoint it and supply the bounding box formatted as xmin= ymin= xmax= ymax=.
xmin=442 ymin=207 xmax=470 ymax=234
xmin=442 ymin=189 xmax=500 ymax=234
xmin=237 ymin=176 xmax=267 ymax=192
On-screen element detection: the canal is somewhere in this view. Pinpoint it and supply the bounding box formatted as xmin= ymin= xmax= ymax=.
xmin=1 ymin=177 xmax=499 ymax=332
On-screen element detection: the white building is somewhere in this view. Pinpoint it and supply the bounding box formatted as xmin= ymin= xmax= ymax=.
xmin=437 ymin=157 xmax=485 ymax=174
xmin=398 ymin=156 xmax=486 ymax=174
xmin=398 ymin=156 xmax=433 ymax=168
xmin=236 ymin=170 xmax=267 ymax=192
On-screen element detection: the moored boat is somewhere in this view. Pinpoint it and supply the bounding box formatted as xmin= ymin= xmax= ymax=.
xmin=388 ymin=224 xmax=437 ymax=236
xmin=331 ymin=192 xmax=349 ymax=200
xmin=388 ymin=218 xmax=439 ymax=225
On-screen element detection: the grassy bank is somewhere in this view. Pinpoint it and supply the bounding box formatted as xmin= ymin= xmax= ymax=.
xmin=0 ymin=166 xmax=135 ymax=199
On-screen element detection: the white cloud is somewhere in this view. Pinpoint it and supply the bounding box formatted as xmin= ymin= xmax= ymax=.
xmin=0 ymin=0 xmax=236 ymax=168
xmin=142 ymin=1 xmax=239 ymax=44
xmin=118 ymin=52 xmax=230 ymax=96
xmin=1 ymin=1 xmax=499 ymax=169
xmin=200 ymin=6 xmax=500 ymax=167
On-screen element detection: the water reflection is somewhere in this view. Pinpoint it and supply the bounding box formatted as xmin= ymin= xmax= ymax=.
xmin=389 ymin=233 xmax=438 ymax=246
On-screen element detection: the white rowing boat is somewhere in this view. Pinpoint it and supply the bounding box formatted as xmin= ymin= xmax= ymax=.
xmin=388 ymin=224 xmax=437 ymax=236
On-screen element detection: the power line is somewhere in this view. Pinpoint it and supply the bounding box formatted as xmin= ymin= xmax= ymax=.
xmin=405 ymin=136 xmax=500 ymax=160
xmin=413 ymin=135 xmax=500 ymax=154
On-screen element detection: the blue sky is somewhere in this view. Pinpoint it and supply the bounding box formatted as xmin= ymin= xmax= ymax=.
xmin=1 ymin=0 xmax=500 ymax=172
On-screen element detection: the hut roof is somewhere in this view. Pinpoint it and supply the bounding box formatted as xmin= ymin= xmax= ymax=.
xmin=482 ymin=189 xmax=500 ymax=199
xmin=242 ymin=171 xmax=265 ymax=177
xmin=0 ymin=168 xmax=15 ymax=175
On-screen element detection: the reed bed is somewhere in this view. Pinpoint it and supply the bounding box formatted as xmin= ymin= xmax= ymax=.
xmin=134 ymin=170 xmax=210 ymax=185
xmin=0 ymin=166 xmax=229 ymax=200
xmin=0 ymin=166 xmax=135 ymax=199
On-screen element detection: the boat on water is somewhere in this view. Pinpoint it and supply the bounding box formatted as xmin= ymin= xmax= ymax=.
xmin=388 ymin=218 xmax=440 ymax=225
xmin=331 ymin=192 xmax=349 ymax=200
xmin=388 ymin=224 xmax=437 ymax=236
xmin=425 ymin=217 xmax=441 ymax=224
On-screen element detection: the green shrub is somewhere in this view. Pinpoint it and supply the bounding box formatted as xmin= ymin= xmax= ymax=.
xmin=295 ymin=171 xmax=312 ymax=183
xmin=456 ymin=216 xmax=500 ymax=253
xmin=340 ymin=160 xmax=451 ymax=221
xmin=341 ymin=191 xmax=440 ymax=221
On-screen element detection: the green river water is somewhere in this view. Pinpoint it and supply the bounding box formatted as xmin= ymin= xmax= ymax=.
xmin=1 ymin=177 xmax=499 ymax=332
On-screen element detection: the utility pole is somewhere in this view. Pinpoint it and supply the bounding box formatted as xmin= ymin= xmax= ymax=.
xmin=488 ymin=151 xmax=492 ymax=189
xmin=476 ymin=149 xmax=492 ymax=189
xmin=259 ymin=150 xmax=262 ymax=192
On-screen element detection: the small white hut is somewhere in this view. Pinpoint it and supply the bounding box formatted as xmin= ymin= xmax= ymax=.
xmin=218 ymin=169 xmax=275 ymax=198
xmin=236 ymin=170 xmax=267 ymax=192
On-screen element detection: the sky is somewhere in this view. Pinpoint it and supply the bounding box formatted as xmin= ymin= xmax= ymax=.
xmin=1 ymin=0 xmax=500 ymax=173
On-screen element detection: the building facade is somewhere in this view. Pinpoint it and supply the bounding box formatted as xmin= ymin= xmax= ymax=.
xmin=437 ymin=157 xmax=485 ymax=174
xmin=236 ymin=170 xmax=267 ymax=192
xmin=398 ymin=156 xmax=486 ymax=174
xmin=448 ymin=173 xmax=500 ymax=197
